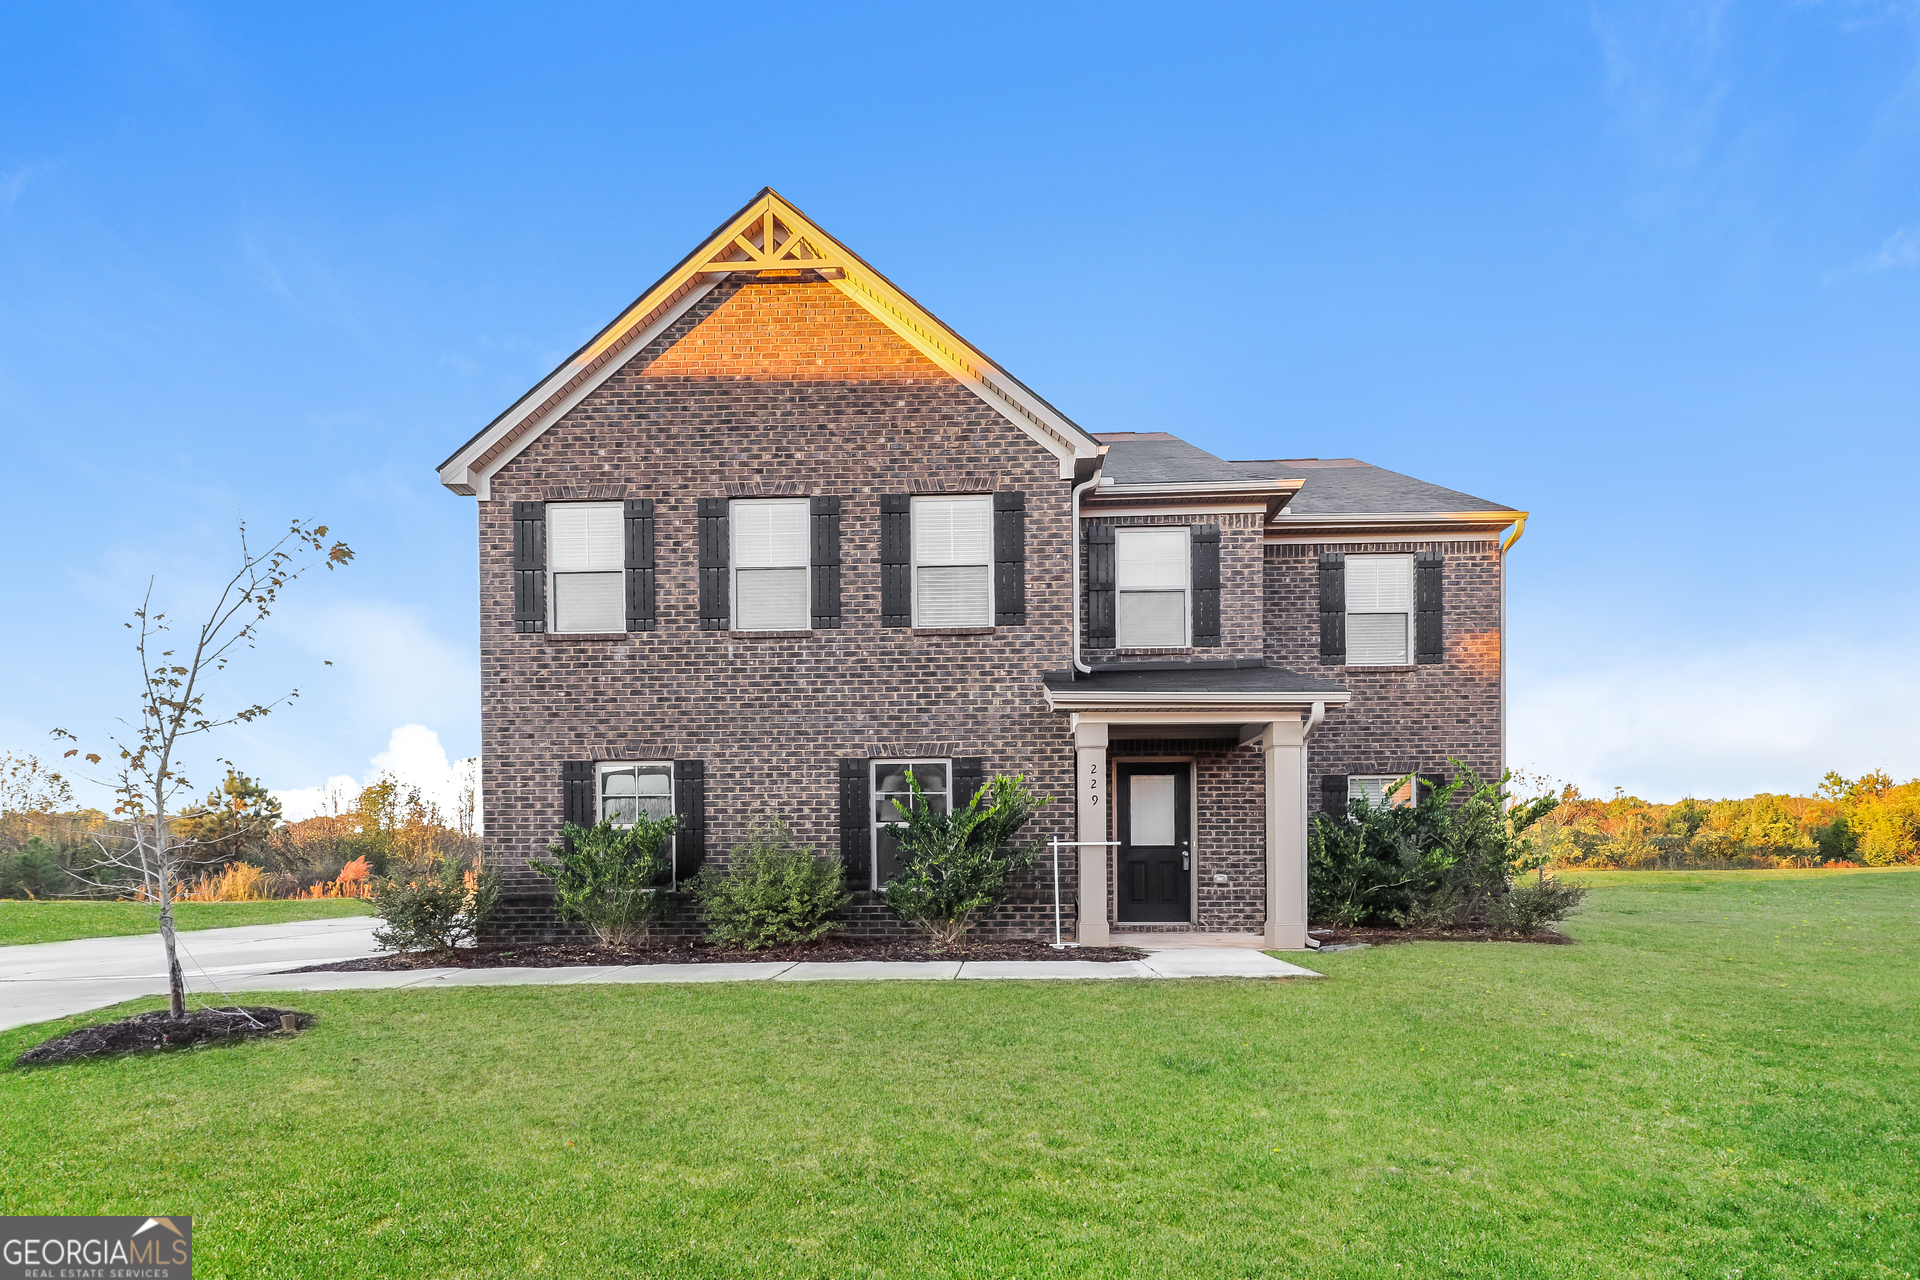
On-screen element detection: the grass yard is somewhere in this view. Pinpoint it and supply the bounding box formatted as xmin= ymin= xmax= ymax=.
xmin=0 ymin=898 xmax=373 ymax=947
xmin=1 ymin=870 xmax=1915 ymax=1279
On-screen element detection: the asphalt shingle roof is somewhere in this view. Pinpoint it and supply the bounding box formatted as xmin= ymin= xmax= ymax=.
xmin=1043 ymin=662 xmax=1349 ymax=697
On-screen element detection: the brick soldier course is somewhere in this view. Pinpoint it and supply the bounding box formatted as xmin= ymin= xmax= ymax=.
xmin=438 ymin=190 xmax=1526 ymax=948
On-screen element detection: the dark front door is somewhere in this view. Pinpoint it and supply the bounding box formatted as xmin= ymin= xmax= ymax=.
xmin=1116 ymin=763 xmax=1191 ymax=923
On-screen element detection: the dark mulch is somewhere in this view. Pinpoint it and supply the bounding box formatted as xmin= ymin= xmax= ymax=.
xmin=1310 ymin=926 xmax=1575 ymax=946
xmin=17 ymin=1006 xmax=311 ymax=1067
xmin=285 ymin=936 xmax=1145 ymax=973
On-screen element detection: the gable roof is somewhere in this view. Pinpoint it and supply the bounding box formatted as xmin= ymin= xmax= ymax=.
xmin=437 ymin=189 xmax=1102 ymax=498
xmin=1237 ymin=457 xmax=1514 ymax=516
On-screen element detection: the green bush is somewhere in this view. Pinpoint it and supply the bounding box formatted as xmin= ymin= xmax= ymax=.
xmin=1308 ymin=763 xmax=1575 ymax=933
xmin=691 ymin=813 xmax=849 ymax=949
xmin=527 ymin=814 xmax=680 ymax=947
xmin=1487 ymin=875 xmax=1588 ymax=934
xmin=882 ymin=770 xmax=1047 ymax=945
xmin=0 ymin=837 xmax=67 ymax=900
xmin=370 ymin=857 xmax=500 ymax=953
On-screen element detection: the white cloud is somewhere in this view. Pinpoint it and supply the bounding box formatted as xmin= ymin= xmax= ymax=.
xmin=273 ymin=724 xmax=478 ymax=831
xmin=1512 ymin=635 xmax=1920 ymax=801
xmin=1825 ymin=225 xmax=1920 ymax=283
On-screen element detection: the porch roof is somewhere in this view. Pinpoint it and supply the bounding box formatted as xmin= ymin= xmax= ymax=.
xmin=1040 ymin=661 xmax=1349 ymax=714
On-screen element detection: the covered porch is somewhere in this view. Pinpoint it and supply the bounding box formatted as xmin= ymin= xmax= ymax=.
xmin=1042 ymin=663 xmax=1350 ymax=950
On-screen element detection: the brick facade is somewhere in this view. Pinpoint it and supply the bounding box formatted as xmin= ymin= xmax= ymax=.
xmin=1263 ymin=540 xmax=1503 ymax=808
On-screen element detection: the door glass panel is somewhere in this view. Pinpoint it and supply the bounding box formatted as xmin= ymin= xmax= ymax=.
xmin=1130 ymin=774 xmax=1176 ymax=846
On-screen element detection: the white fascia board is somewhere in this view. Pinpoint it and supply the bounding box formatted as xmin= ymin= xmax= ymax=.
xmin=460 ymin=279 xmax=722 ymax=500
xmin=1096 ymin=479 xmax=1299 ymax=497
xmin=1084 ymin=502 xmax=1269 ymax=517
xmin=1043 ymin=689 xmax=1352 ymax=712
xmin=1269 ymin=510 xmax=1524 ymax=526
xmin=828 ymin=273 xmax=1099 ymax=481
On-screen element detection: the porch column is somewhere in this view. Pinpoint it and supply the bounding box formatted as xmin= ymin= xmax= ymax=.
xmin=1263 ymin=716 xmax=1309 ymax=950
xmin=1074 ymin=719 xmax=1110 ymax=945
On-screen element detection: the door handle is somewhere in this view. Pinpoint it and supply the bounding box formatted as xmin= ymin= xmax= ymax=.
xmin=1181 ymin=842 xmax=1190 ymax=872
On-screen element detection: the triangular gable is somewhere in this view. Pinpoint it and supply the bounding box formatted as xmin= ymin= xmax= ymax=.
xmin=438 ymin=189 xmax=1103 ymax=497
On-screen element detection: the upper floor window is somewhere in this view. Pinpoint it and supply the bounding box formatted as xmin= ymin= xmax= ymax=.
xmin=912 ymin=496 xmax=991 ymax=627
xmin=731 ymin=499 xmax=810 ymax=630
xmin=1115 ymin=526 xmax=1189 ymax=647
xmin=550 ymin=502 xmax=624 ymax=633
xmin=1345 ymin=555 xmax=1412 ymax=665
xmin=871 ymin=759 xmax=949 ymax=889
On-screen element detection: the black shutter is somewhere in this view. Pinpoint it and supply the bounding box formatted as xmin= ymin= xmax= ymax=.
xmin=512 ymin=502 xmax=547 ymax=634
xmin=811 ymin=496 xmax=842 ymax=629
xmin=838 ymin=758 xmax=871 ymax=889
xmin=697 ymin=499 xmax=728 ymax=631
xmin=1086 ymin=524 xmax=1115 ymax=650
xmin=1320 ymin=774 xmax=1349 ymax=816
xmin=1415 ymin=549 xmax=1444 ymax=664
xmin=880 ymin=495 xmax=911 ymax=627
xmin=560 ymin=760 xmax=595 ymax=829
xmin=1417 ymin=771 xmax=1448 ymax=803
xmin=1317 ymin=552 xmax=1346 ymax=665
xmin=673 ymin=759 xmax=706 ymax=880
xmin=624 ymin=499 xmax=655 ymax=632
xmin=952 ymin=757 xmax=986 ymax=811
xmin=993 ymin=493 xmax=1026 ymax=626
xmin=1190 ymin=524 xmax=1220 ymax=648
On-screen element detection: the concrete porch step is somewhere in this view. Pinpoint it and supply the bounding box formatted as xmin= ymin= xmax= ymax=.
xmin=1111 ymin=931 xmax=1272 ymax=950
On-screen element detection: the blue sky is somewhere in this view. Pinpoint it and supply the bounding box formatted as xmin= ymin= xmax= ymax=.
xmin=2 ymin=1 xmax=1916 ymax=815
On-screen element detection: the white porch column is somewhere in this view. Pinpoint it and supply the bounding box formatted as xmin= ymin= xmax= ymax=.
xmin=1263 ymin=716 xmax=1309 ymax=950
xmin=1074 ymin=719 xmax=1110 ymax=945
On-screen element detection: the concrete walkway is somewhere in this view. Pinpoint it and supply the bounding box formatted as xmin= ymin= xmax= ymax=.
xmin=2 ymin=919 xmax=1320 ymax=1033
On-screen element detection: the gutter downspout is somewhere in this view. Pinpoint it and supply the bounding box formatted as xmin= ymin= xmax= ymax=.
xmin=1498 ymin=513 xmax=1527 ymax=781
xmin=1070 ymin=473 xmax=1101 ymax=675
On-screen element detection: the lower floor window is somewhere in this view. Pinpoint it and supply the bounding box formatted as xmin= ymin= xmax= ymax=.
xmin=871 ymin=759 xmax=949 ymax=890
xmin=1348 ymin=774 xmax=1414 ymax=811
xmin=600 ymin=762 xmax=673 ymax=826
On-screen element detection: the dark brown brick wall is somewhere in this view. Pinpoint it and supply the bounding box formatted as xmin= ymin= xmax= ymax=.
xmin=480 ymin=277 xmax=1085 ymax=941
xmin=1263 ymin=540 xmax=1503 ymax=807
xmin=1081 ymin=511 xmax=1265 ymax=660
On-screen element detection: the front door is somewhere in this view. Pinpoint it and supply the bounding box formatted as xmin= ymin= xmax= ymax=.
xmin=1116 ymin=763 xmax=1191 ymax=923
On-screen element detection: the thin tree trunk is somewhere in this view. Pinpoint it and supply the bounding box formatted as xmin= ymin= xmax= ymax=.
xmin=154 ymin=811 xmax=186 ymax=1017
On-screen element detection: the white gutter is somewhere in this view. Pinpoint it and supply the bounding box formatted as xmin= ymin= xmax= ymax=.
xmin=1070 ymin=472 xmax=1100 ymax=674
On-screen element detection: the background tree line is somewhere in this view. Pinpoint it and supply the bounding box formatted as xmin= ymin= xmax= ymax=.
xmin=0 ymin=750 xmax=479 ymax=900
xmin=1512 ymin=770 xmax=1919 ymax=871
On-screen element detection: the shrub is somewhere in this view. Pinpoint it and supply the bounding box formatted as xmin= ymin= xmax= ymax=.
xmin=1486 ymin=875 xmax=1587 ymax=935
xmin=371 ymin=857 xmax=501 ymax=953
xmin=527 ymin=814 xmax=680 ymax=947
xmin=692 ymin=813 xmax=849 ymax=949
xmin=1309 ymin=763 xmax=1574 ymax=933
xmin=0 ymin=837 xmax=67 ymax=900
xmin=882 ymin=771 xmax=1047 ymax=945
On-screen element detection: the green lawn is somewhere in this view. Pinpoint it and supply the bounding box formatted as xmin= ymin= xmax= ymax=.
xmin=1 ymin=870 xmax=1915 ymax=1278
xmin=0 ymin=898 xmax=373 ymax=947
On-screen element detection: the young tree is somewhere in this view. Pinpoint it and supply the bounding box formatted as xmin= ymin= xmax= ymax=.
xmin=55 ymin=520 xmax=352 ymax=1016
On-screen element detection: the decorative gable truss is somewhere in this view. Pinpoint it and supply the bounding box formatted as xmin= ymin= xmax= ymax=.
xmin=437 ymin=189 xmax=1103 ymax=498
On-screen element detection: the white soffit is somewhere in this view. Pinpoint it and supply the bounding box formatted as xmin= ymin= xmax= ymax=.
xmin=439 ymin=190 xmax=1102 ymax=498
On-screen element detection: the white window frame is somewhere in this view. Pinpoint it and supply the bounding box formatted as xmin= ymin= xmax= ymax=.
xmin=870 ymin=757 xmax=951 ymax=891
xmin=729 ymin=498 xmax=811 ymax=632
xmin=548 ymin=501 xmax=625 ymax=634
xmin=1114 ymin=525 xmax=1192 ymax=648
xmin=1343 ymin=554 xmax=1415 ymax=666
xmin=596 ymin=760 xmax=679 ymax=883
xmin=1348 ymin=775 xmax=1415 ymax=811
xmin=909 ymin=495 xmax=993 ymax=628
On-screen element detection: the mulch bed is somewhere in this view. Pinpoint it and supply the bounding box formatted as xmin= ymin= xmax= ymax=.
xmin=285 ymin=936 xmax=1146 ymax=973
xmin=17 ymin=1006 xmax=311 ymax=1067
xmin=1310 ymin=927 xmax=1575 ymax=947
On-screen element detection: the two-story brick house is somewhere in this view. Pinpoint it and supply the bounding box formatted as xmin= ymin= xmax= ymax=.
xmin=436 ymin=190 xmax=1524 ymax=949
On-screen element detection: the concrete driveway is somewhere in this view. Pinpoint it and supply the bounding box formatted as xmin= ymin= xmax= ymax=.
xmin=0 ymin=916 xmax=384 ymax=1032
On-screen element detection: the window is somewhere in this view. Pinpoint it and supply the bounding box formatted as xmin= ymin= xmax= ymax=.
xmin=1115 ymin=527 xmax=1189 ymax=647
xmin=912 ymin=496 xmax=991 ymax=627
xmin=871 ymin=759 xmax=949 ymax=890
xmin=1348 ymin=775 xmax=1414 ymax=810
xmin=598 ymin=762 xmax=674 ymax=826
xmin=731 ymin=499 xmax=810 ymax=631
xmin=549 ymin=503 xmax=624 ymax=633
xmin=1345 ymin=555 xmax=1413 ymax=665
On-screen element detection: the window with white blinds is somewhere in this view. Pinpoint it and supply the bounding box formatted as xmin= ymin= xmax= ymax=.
xmin=731 ymin=499 xmax=810 ymax=631
xmin=1115 ymin=527 xmax=1189 ymax=647
xmin=912 ymin=496 xmax=991 ymax=627
xmin=1348 ymin=775 xmax=1415 ymax=810
xmin=1344 ymin=555 xmax=1413 ymax=665
xmin=549 ymin=502 xmax=624 ymax=633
